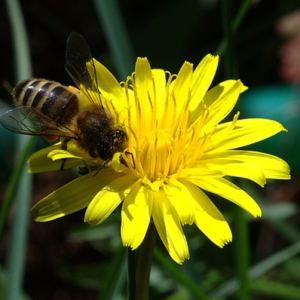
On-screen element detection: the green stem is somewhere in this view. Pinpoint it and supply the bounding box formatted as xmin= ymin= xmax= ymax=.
xmin=232 ymin=0 xmax=252 ymax=31
xmin=136 ymin=222 xmax=156 ymax=300
xmin=234 ymin=207 xmax=250 ymax=300
xmin=222 ymin=0 xmax=238 ymax=79
xmin=215 ymin=0 xmax=252 ymax=57
xmin=127 ymin=247 xmax=136 ymax=300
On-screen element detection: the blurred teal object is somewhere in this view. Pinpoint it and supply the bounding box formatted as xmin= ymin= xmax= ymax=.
xmin=239 ymin=85 xmax=300 ymax=173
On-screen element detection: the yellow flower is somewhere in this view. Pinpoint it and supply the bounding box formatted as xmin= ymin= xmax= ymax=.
xmin=30 ymin=55 xmax=290 ymax=264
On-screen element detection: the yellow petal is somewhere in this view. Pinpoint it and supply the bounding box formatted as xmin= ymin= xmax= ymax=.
xmin=225 ymin=162 xmax=266 ymax=187
xmin=49 ymin=149 xmax=84 ymax=160
xmin=121 ymin=182 xmax=152 ymax=249
xmin=190 ymin=54 xmax=219 ymax=110
xmin=204 ymin=80 xmax=246 ymax=108
xmin=28 ymin=144 xmax=82 ymax=173
xmin=180 ymin=167 xmax=224 ymax=179
xmin=202 ymin=80 xmax=244 ymax=131
xmin=201 ymin=150 xmax=291 ymax=182
xmin=180 ymin=179 xmax=232 ymax=246
xmin=134 ymin=57 xmax=154 ymax=133
xmin=92 ymin=59 xmax=126 ymax=107
xmin=152 ymin=189 xmax=189 ymax=264
xmin=197 ymin=154 xmax=266 ymax=187
xmin=190 ymin=177 xmax=262 ymax=217
xmin=31 ymin=172 xmax=100 ymax=221
xmin=152 ymin=69 xmax=166 ymax=121
xmin=84 ymin=172 xmax=136 ymax=226
xmin=208 ymin=119 xmax=286 ymax=151
xmin=163 ymin=178 xmax=195 ymax=225
xmin=172 ymin=61 xmax=193 ymax=119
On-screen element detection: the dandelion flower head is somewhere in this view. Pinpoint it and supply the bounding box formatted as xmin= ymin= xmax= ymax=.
xmin=30 ymin=54 xmax=290 ymax=264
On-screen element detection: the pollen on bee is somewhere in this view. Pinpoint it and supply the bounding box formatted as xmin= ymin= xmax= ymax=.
xmin=43 ymin=135 xmax=59 ymax=142
xmin=67 ymin=86 xmax=80 ymax=92
xmin=40 ymin=126 xmax=59 ymax=142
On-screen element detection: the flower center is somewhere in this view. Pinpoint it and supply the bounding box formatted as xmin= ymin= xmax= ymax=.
xmin=139 ymin=129 xmax=174 ymax=182
xmin=121 ymin=70 xmax=213 ymax=189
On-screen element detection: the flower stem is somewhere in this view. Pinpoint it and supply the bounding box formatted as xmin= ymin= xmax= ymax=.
xmin=222 ymin=0 xmax=238 ymax=79
xmin=234 ymin=207 xmax=250 ymax=300
xmin=215 ymin=0 xmax=252 ymax=57
xmin=127 ymin=248 xmax=136 ymax=300
xmin=135 ymin=222 xmax=156 ymax=300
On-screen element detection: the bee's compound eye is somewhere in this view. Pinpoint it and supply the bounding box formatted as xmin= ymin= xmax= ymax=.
xmin=114 ymin=130 xmax=121 ymax=137
xmin=113 ymin=130 xmax=126 ymax=139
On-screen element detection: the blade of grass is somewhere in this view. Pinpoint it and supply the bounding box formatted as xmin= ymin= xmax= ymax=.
xmin=97 ymin=245 xmax=127 ymax=300
xmin=0 ymin=267 xmax=31 ymax=300
xmin=93 ymin=0 xmax=135 ymax=80
xmin=0 ymin=137 xmax=35 ymax=238
xmin=250 ymin=278 xmax=300 ymax=299
xmin=210 ymin=241 xmax=300 ymax=299
xmin=154 ymin=248 xmax=210 ymax=300
xmin=222 ymin=0 xmax=238 ymax=79
xmin=4 ymin=0 xmax=33 ymax=299
xmin=5 ymin=0 xmax=32 ymax=80
xmin=215 ymin=0 xmax=252 ymax=56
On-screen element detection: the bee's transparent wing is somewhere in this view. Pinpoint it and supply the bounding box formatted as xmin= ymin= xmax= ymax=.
xmin=0 ymin=106 xmax=77 ymax=138
xmin=65 ymin=32 xmax=102 ymax=108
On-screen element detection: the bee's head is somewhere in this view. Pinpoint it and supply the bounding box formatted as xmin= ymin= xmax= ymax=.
xmin=97 ymin=129 xmax=127 ymax=161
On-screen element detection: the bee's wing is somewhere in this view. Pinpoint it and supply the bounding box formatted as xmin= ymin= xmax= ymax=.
xmin=0 ymin=106 xmax=78 ymax=138
xmin=65 ymin=32 xmax=103 ymax=108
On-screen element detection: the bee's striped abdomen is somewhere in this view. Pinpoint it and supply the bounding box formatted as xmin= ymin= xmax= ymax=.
xmin=13 ymin=78 xmax=79 ymax=126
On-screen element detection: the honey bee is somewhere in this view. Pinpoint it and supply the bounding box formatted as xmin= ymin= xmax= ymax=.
xmin=0 ymin=32 xmax=127 ymax=169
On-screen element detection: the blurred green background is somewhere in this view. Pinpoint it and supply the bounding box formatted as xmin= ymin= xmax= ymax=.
xmin=1 ymin=0 xmax=300 ymax=299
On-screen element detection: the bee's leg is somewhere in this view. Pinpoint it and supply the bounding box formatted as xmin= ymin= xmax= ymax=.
xmin=60 ymin=138 xmax=71 ymax=171
xmin=93 ymin=159 xmax=110 ymax=176
xmin=125 ymin=151 xmax=135 ymax=169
